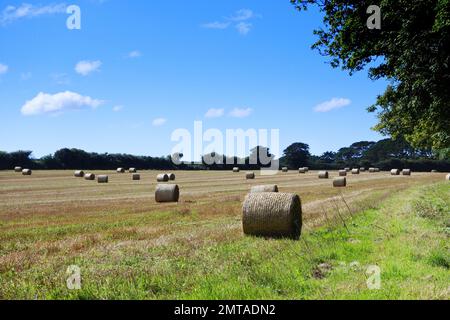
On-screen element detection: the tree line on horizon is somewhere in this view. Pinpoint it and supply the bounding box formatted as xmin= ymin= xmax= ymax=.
xmin=1 ymin=137 xmax=449 ymax=172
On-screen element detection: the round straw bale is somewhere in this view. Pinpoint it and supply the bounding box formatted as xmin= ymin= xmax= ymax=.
xmin=360 ymin=167 xmax=366 ymax=172
xmin=22 ymin=169 xmax=32 ymax=176
xmin=242 ymin=193 xmax=302 ymax=240
xmin=333 ymin=177 xmax=347 ymax=187
xmin=84 ymin=173 xmax=95 ymax=180
xmin=132 ymin=173 xmax=140 ymax=181
xmin=233 ymin=167 xmax=240 ymax=173
xmin=374 ymin=168 xmax=380 ymax=172
xmin=167 ymin=173 xmax=176 ymax=181
xmin=318 ymin=171 xmax=329 ymax=179
xmin=157 ymin=173 xmax=169 ymax=182
xmin=299 ymin=168 xmax=306 ymax=174
xmin=246 ymin=172 xmax=255 ymax=179
xmin=402 ymin=169 xmax=411 ymax=176
xmin=352 ymin=168 xmax=360 ymax=175
xmin=155 ymin=184 xmax=179 ymax=203
xmin=117 ymin=168 xmax=125 ymax=173
xmin=128 ymin=168 xmax=137 ymax=173
xmin=97 ymin=175 xmax=108 ymax=183
xmin=303 ymin=167 xmax=309 ymax=172
xmin=74 ymin=170 xmax=84 ymax=178
xmin=446 ymin=174 xmax=450 ymax=181
xmin=14 ymin=166 xmax=22 ymax=173
xmin=339 ymin=170 xmax=347 ymax=177
xmin=391 ymin=169 xmax=400 ymax=175
xmin=369 ymin=168 xmax=376 ymax=173
xmin=250 ymin=185 xmax=279 ymax=193
xmin=431 ymin=170 xmax=437 ymax=173
xmin=282 ymin=167 xmax=288 ymax=173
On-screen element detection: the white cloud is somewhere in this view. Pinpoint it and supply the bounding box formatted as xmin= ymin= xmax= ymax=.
xmin=202 ymin=8 xmax=259 ymax=35
xmin=128 ymin=50 xmax=142 ymax=58
xmin=21 ymin=91 xmax=104 ymax=116
xmin=152 ymin=118 xmax=167 ymax=127
xmin=229 ymin=9 xmax=255 ymax=21
xmin=205 ymin=108 xmax=225 ymax=118
xmin=229 ymin=107 xmax=253 ymax=118
xmin=75 ymin=60 xmax=102 ymax=76
xmin=0 ymin=63 xmax=8 ymax=74
xmin=113 ymin=105 xmax=123 ymax=112
xmin=314 ymin=98 xmax=351 ymax=113
xmin=236 ymin=22 xmax=252 ymax=35
xmin=202 ymin=21 xmax=230 ymax=30
xmin=0 ymin=3 xmax=67 ymax=26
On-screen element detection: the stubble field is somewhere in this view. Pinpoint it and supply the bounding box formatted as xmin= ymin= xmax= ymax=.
xmin=0 ymin=170 xmax=448 ymax=299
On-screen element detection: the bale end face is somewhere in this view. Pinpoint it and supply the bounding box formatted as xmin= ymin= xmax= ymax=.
xmin=242 ymin=192 xmax=302 ymax=240
xmin=132 ymin=174 xmax=141 ymax=181
xmin=155 ymin=184 xmax=179 ymax=203
xmin=246 ymin=172 xmax=255 ymax=180
xmin=250 ymin=185 xmax=279 ymax=193
xmin=333 ymin=177 xmax=347 ymax=187
xmin=97 ymin=175 xmax=109 ymax=183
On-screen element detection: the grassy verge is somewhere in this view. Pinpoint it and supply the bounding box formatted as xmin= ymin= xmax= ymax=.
xmin=1 ymin=182 xmax=448 ymax=300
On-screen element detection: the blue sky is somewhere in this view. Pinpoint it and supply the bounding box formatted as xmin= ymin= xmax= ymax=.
xmin=0 ymin=0 xmax=388 ymax=159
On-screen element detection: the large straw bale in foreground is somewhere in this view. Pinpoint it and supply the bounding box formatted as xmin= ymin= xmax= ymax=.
xmin=242 ymin=193 xmax=302 ymax=240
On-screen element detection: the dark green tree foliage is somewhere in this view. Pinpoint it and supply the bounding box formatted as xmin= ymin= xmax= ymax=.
xmin=1 ymin=137 xmax=449 ymax=171
xmin=291 ymin=0 xmax=450 ymax=151
xmin=281 ymin=143 xmax=311 ymax=168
